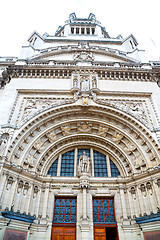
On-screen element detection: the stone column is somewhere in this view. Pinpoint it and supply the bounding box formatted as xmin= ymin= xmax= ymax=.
xmin=6 ymin=178 xmax=17 ymax=211
xmin=34 ymin=187 xmax=41 ymax=218
xmin=106 ymin=155 xmax=111 ymax=177
xmin=146 ymin=182 xmax=157 ymax=213
xmin=74 ymin=148 xmax=78 ymax=176
xmin=42 ymin=184 xmax=49 ymax=222
xmin=24 ymin=184 xmax=33 ymax=214
xmin=47 ymin=190 xmax=55 ymax=221
xmin=57 ymin=154 xmax=61 ymax=176
xmin=127 ymin=189 xmax=135 ymax=219
xmin=0 ymin=174 xmax=7 ymax=204
xmin=80 ymin=173 xmax=90 ymax=240
xmin=119 ymin=185 xmax=128 ymax=221
xmin=153 ymin=180 xmax=160 ymax=207
xmin=137 ymin=185 xmax=147 ymax=215
xmin=90 ymin=148 xmax=94 ymax=176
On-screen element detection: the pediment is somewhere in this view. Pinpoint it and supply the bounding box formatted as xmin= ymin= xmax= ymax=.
xmin=27 ymin=44 xmax=139 ymax=64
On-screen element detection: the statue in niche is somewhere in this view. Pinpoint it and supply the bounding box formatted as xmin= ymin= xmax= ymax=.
xmin=78 ymin=151 xmax=90 ymax=174
xmin=0 ymin=133 xmax=9 ymax=157
xmin=81 ymin=76 xmax=90 ymax=91
xmin=92 ymin=76 xmax=97 ymax=88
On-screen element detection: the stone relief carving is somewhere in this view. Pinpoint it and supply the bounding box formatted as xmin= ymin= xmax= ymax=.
xmin=24 ymin=154 xmax=36 ymax=168
xmin=61 ymin=125 xmax=71 ymax=136
xmin=18 ymin=98 xmax=74 ymax=123
xmin=0 ymin=128 xmax=14 ymax=158
xmin=74 ymin=51 xmax=94 ymax=61
xmin=97 ymin=125 xmax=108 ymax=137
xmin=78 ymin=151 xmax=90 ymax=174
xmin=124 ymin=142 xmax=136 ymax=154
xmin=112 ymin=131 xmax=123 ymax=143
xmin=135 ymin=156 xmax=146 ymax=169
xmin=97 ymin=99 xmax=151 ymax=127
xmin=72 ymin=73 xmax=98 ymax=92
xmin=77 ymin=122 xmax=92 ymax=133
xmin=46 ymin=131 xmax=57 ymax=143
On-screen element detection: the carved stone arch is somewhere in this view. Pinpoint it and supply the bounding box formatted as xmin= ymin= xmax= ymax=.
xmin=8 ymin=104 xmax=160 ymax=176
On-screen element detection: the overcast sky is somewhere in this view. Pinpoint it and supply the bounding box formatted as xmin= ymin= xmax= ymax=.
xmin=0 ymin=0 xmax=160 ymax=60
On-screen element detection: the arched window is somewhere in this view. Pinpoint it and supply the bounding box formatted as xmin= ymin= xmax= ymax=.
xmin=47 ymin=148 xmax=121 ymax=177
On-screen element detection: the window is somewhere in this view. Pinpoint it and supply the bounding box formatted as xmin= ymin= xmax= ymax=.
xmin=71 ymin=27 xmax=74 ymax=34
xmin=76 ymin=28 xmax=79 ymax=34
xmin=47 ymin=148 xmax=121 ymax=178
xmin=60 ymin=150 xmax=74 ymax=176
xmin=86 ymin=28 xmax=90 ymax=34
xmin=110 ymin=160 xmax=120 ymax=177
xmin=94 ymin=150 xmax=108 ymax=177
xmin=93 ymin=198 xmax=116 ymax=223
xmin=47 ymin=159 xmax=58 ymax=176
xmin=53 ymin=198 xmax=76 ymax=223
xmin=81 ymin=28 xmax=84 ymax=34
xmin=92 ymin=28 xmax=95 ymax=35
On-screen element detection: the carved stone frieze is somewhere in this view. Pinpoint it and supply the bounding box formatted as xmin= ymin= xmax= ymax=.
xmin=72 ymin=72 xmax=98 ymax=92
xmin=96 ymin=98 xmax=151 ymax=127
xmin=112 ymin=131 xmax=123 ymax=143
xmin=97 ymin=125 xmax=108 ymax=137
xmin=77 ymin=122 xmax=92 ymax=133
xmin=61 ymin=125 xmax=71 ymax=136
xmin=16 ymin=97 xmax=74 ymax=124
xmin=74 ymin=51 xmax=94 ymax=61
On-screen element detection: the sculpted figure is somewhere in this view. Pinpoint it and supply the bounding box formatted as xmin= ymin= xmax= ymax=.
xmin=78 ymin=151 xmax=90 ymax=174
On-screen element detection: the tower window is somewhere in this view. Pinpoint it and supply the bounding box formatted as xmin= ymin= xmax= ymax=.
xmin=76 ymin=28 xmax=79 ymax=34
xmin=71 ymin=27 xmax=74 ymax=34
xmin=81 ymin=28 xmax=84 ymax=34
xmin=92 ymin=28 xmax=95 ymax=35
xmin=87 ymin=28 xmax=90 ymax=34
xmin=130 ymin=40 xmax=134 ymax=49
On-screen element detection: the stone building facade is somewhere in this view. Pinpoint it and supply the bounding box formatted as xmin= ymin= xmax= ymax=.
xmin=0 ymin=13 xmax=160 ymax=240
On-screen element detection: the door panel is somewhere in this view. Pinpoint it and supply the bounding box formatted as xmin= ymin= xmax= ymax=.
xmin=94 ymin=227 xmax=106 ymax=240
xmin=51 ymin=227 xmax=76 ymax=240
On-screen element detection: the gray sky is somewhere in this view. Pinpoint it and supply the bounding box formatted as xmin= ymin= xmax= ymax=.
xmin=0 ymin=0 xmax=160 ymax=60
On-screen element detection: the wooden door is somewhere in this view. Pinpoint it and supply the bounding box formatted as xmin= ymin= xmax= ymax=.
xmin=94 ymin=227 xmax=106 ymax=240
xmin=51 ymin=227 xmax=76 ymax=240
